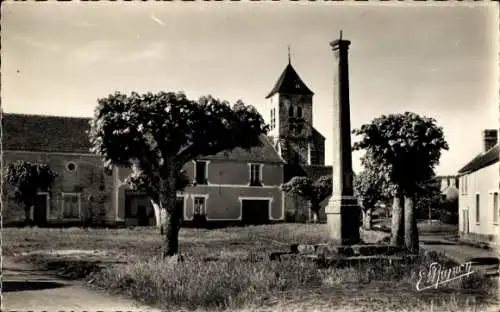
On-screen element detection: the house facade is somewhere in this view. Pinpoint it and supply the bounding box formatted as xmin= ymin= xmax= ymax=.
xmin=457 ymin=129 xmax=499 ymax=247
xmin=3 ymin=113 xmax=285 ymax=226
xmin=3 ymin=114 xmax=116 ymax=225
xmin=115 ymin=136 xmax=285 ymax=226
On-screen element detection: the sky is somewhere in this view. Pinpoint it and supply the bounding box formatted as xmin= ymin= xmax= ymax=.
xmin=2 ymin=2 xmax=498 ymax=176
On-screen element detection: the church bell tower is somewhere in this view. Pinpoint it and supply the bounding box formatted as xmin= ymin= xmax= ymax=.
xmin=265 ymin=48 xmax=324 ymax=167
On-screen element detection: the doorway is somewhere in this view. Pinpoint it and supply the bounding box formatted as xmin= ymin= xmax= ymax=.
xmin=125 ymin=192 xmax=154 ymax=226
xmin=33 ymin=193 xmax=48 ymax=225
xmin=241 ymin=199 xmax=270 ymax=225
xmin=462 ymin=208 xmax=469 ymax=234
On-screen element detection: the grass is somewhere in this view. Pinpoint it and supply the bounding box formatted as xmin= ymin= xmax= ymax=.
xmin=3 ymin=224 xmax=498 ymax=312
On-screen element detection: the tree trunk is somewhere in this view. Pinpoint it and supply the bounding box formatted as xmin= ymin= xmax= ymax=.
xmin=390 ymin=195 xmax=404 ymax=247
xmin=161 ymin=173 xmax=183 ymax=258
xmin=404 ymin=195 xmax=419 ymax=254
xmin=363 ymin=208 xmax=372 ymax=230
xmin=163 ymin=204 xmax=182 ymax=257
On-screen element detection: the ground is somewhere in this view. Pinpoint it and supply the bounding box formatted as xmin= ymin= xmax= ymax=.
xmin=2 ymin=257 xmax=161 ymax=312
xmin=2 ymin=223 xmax=499 ymax=312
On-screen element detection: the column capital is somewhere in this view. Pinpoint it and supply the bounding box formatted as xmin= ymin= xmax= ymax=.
xmin=330 ymin=39 xmax=351 ymax=51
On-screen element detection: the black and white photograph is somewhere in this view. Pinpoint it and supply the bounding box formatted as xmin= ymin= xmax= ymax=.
xmin=1 ymin=1 xmax=499 ymax=311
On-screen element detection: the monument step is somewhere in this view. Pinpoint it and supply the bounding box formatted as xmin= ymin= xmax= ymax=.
xmin=290 ymin=243 xmax=406 ymax=257
xmin=270 ymin=252 xmax=419 ymax=266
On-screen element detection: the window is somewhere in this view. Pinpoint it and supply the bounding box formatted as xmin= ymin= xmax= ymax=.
xmin=464 ymin=176 xmax=468 ymax=195
xmin=494 ymin=192 xmax=499 ymax=224
xmin=249 ymin=164 xmax=262 ymax=186
xmin=297 ymin=107 xmax=302 ymax=118
xmin=270 ymin=108 xmax=276 ymax=129
xmin=475 ymin=194 xmax=480 ymax=224
xmin=62 ymin=193 xmax=80 ymax=219
xmin=288 ymin=106 xmax=294 ymax=117
xmin=66 ymin=161 xmax=77 ymax=172
xmin=194 ymin=197 xmax=206 ymax=215
xmin=195 ymin=161 xmax=208 ymax=184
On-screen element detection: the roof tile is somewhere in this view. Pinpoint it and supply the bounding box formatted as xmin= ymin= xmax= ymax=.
xmin=3 ymin=113 xmax=284 ymax=164
xmin=458 ymin=144 xmax=499 ymax=174
xmin=2 ymin=113 xmax=92 ymax=153
xmin=266 ymin=64 xmax=314 ymax=99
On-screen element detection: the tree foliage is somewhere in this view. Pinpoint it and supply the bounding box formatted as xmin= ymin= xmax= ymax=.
xmin=353 ymin=112 xmax=448 ymax=196
xmin=6 ymin=161 xmax=57 ymax=224
xmin=88 ymin=91 xmax=268 ymax=256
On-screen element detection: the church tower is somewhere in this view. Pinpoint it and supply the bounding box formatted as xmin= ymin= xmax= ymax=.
xmin=265 ymin=50 xmax=325 ymax=167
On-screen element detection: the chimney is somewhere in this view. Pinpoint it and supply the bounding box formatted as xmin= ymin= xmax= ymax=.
xmin=483 ymin=129 xmax=498 ymax=152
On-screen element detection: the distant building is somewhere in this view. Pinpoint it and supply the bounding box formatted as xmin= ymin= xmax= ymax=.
xmin=457 ymin=129 xmax=499 ymax=247
xmin=435 ymin=175 xmax=459 ymax=202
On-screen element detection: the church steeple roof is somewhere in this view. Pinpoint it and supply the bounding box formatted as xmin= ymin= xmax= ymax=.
xmin=266 ymin=62 xmax=314 ymax=99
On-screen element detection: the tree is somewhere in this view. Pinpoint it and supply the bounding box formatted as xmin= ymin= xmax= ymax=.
xmin=6 ymin=161 xmax=57 ymax=225
xmin=352 ymin=112 xmax=448 ymax=253
xmin=88 ymin=91 xmax=267 ymax=257
xmin=281 ymin=175 xmax=332 ymax=223
xmin=353 ymin=155 xmax=388 ymax=230
xmin=414 ymin=178 xmax=442 ymax=221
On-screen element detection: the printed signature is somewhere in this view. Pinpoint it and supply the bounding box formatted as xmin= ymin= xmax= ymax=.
xmin=415 ymin=261 xmax=474 ymax=291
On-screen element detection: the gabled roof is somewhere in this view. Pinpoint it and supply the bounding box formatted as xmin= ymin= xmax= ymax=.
xmin=266 ymin=63 xmax=314 ymax=99
xmin=458 ymin=144 xmax=499 ymax=175
xmin=200 ymin=135 xmax=285 ymax=164
xmin=2 ymin=113 xmax=93 ymax=154
xmin=3 ymin=113 xmax=284 ymax=164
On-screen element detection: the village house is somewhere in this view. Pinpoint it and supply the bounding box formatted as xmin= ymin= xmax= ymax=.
xmin=457 ymin=129 xmax=499 ymax=248
xmin=2 ymin=59 xmax=331 ymax=226
xmin=2 ymin=113 xmax=285 ymax=226
xmin=2 ymin=114 xmax=115 ymax=226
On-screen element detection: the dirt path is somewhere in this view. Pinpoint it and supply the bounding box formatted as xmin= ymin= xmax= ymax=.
xmin=420 ymin=234 xmax=499 ymax=275
xmin=1 ymin=257 xmax=162 ymax=312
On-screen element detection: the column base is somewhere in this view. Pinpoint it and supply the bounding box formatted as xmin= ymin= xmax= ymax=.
xmin=325 ymin=195 xmax=361 ymax=245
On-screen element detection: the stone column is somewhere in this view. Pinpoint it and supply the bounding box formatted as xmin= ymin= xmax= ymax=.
xmin=325 ymin=34 xmax=361 ymax=245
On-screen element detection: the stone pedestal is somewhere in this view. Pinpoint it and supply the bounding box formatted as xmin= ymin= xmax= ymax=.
xmin=326 ymin=34 xmax=361 ymax=245
xmin=326 ymin=195 xmax=360 ymax=245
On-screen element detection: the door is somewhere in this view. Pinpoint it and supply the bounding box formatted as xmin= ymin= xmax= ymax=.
xmin=125 ymin=192 xmax=154 ymax=226
xmin=136 ymin=204 xmax=149 ymax=226
xmin=463 ymin=208 xmax=469 ymax=234
xmin=34 ymin=194 xmax=48 ymax=225
xmin=241 ymin=200 xmax=270 ymax=225
xmin=193 ymin=197 xmax=207 ymax=226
